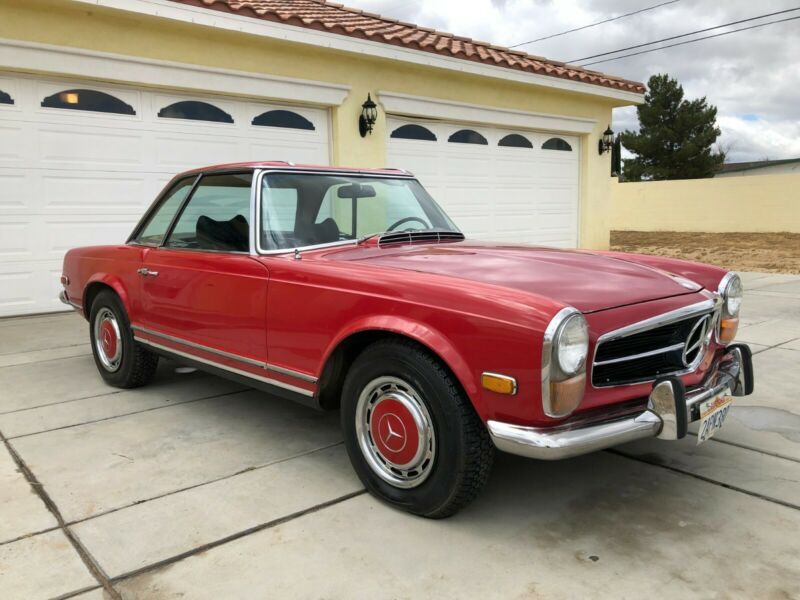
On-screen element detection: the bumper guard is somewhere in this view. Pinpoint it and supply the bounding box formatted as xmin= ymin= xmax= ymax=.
xmin=487 ymin=344 xmax=754 ymax=460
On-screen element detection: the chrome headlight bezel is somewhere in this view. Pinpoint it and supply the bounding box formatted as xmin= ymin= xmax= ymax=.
xmin=542 ymin=307 xmax=589 ymax=418
xmin=718 ymin=272 xmax=743 ymax=319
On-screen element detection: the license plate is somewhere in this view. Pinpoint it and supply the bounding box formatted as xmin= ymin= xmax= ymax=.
xmin=696 ymin=390 xmax=733 ymax=445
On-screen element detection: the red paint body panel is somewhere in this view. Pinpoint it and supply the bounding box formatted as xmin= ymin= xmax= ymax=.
xmin=60 ymin=164 xmax=736 ymax=431
xmin=138 ymin=248 xmax=269 ymax=361
xmin=329 ymin=241 xmax=701 ymax=313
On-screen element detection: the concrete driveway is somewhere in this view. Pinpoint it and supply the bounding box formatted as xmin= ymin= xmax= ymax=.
xmin=1 ymin=272 xmax=799 ymax=599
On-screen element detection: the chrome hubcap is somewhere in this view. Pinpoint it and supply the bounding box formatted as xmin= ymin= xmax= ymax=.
xmin=355 ymin=376 xmax=436 ymax=489
xmin=94 ymin=308 xmax=122 ymax=372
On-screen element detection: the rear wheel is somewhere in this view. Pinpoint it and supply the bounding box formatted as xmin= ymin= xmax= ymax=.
xmin=89 ymin=290 xmax=158 ymax=388
xmin=341 ymin=339 xmax=494 ymax=518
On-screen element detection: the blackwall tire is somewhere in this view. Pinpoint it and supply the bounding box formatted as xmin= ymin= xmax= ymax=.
xmin=89 ymin=290 xmax=158 ymax=388
xmin=341 ymin=338 xmax=494 ymax=518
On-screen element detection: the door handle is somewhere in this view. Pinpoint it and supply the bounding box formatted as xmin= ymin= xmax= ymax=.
xmin=137 ymin=268 xmax=159 ymax=277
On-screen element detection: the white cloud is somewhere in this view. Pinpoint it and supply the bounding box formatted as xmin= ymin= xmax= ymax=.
xmin=353 ymin=0 xmax=800 ymax=162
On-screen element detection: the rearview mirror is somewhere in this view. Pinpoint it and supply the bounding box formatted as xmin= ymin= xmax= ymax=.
xmin=337 ymin=183 xmax=376 ymax=199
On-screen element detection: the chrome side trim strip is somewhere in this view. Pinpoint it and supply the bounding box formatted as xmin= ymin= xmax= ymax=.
xmin=134 ymin=336 xmax=314 ymax=397
xmin=265 ymin=363 xmax=318 ymax=383
xmin=131 ymin=325 xmax=318 ymax=383
xmin=593 ymin=342 xmax=685 ymax=366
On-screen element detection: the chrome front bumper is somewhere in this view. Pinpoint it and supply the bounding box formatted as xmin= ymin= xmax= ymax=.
xmin=487 ymin=344 xmax=754 ymax=460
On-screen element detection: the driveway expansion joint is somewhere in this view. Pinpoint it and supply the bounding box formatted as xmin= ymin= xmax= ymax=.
xmin=608 ymin=448 xmax=800 ymax=511
xmin=109 ymin=488 xmax=367 ymax=585
xmin=0 ymin=429 xmax=122 ymax=600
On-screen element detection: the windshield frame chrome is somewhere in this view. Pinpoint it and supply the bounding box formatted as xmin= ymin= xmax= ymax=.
xmin=254 ymin=168 xmax=443 ymax=256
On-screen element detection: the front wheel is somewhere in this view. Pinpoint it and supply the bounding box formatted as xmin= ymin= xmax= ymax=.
xmin=341 ymin=339 xmax=494 ymax=518
xmin=89 ymin=290 xmax=158 ymax=388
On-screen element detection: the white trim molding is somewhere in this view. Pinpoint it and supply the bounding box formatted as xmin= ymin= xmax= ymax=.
xmin=67 ymin=0 xmax=644 ymax=105
xmin=379 ymin=92 xmax=597 ymax=134
xmin=0 ymin=38 xmax=350 ymax=106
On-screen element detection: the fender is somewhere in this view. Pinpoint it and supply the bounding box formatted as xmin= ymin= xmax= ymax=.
xmin=321 ymin=314 xmax=480 ymax=400
xmin=597 ymin=251 xmax=729 ymax=292
xmin=83 ymin=273 xmax=134 ymax=318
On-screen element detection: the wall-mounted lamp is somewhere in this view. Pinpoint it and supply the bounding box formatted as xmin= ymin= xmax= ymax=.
xmin=359 ymin=93 xmax=378 ymax=138
xmin=598 ymin=125 xmax=614 ymax=155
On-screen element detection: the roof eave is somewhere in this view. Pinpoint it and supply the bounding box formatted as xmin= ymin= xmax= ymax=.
xmin=68 ymin=0 xmax=645 ymax=105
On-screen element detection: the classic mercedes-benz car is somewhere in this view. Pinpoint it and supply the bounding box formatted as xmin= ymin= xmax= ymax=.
xmin=60 ymin=162 xmax=754 ymax=518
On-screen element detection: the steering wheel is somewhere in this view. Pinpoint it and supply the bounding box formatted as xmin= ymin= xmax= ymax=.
xmin=386 ymin=216 xmax=430 ymax=232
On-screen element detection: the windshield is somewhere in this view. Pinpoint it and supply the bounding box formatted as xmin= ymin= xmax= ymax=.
xmin=259 ymin=172 xmax=459 ymax=251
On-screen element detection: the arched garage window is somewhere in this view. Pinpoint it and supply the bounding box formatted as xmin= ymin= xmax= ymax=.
xmin=390 ymin=124 xmax=437 ymax=141
xmin=252 ymin=110 xmax=315 ymax=130
xmin=448 ymin=129 xmax=488 ymax=145
xmin=498 ymin=134 xmax=532 ymax=148
xmin=158 ymin=101 xmax=233 ymax=123
xmin=0 ymin=90 xmax=13 ymax=105
xmin=542 ymin=137 xmax=572 ymax=151
xmin=41 ymin=89 xmax=135 ymax=115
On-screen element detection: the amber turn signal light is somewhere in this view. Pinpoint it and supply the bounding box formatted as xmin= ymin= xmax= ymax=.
xmin=719 ymin=317 xmax=739 ymax=344
xmin=549 ymin=373 xmax=586 ymax=417
xmin=481 ymin=372 xmax=517 ymax=395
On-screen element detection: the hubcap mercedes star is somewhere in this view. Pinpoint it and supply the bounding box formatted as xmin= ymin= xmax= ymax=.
xmin=94 ymin=308 xmax=122 ymax=372
xmin=355 ymin=376 xmax=436 ymax=489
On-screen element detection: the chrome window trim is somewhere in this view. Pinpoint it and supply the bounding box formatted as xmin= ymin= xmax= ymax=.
xmin=590 ymin=297 xmax=721 ymax=389
xmin=254 ymin=168 xmax=417 ymax=256
xmin=541 ymin=306 xmax=582 ymax=418
xmin=161 ymin=171 xmax=254 ymax=253
xmin=127 ymin=174 xmax=201 ymax=245
xmin=132 ymin=325 xmax=317 ymax=383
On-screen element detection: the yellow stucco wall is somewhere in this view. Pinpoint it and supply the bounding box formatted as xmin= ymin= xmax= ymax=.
xmin=610 ymin=174 xmax=800 ymax=233
xmin=0 ymin=0 xmax=633 ymax=249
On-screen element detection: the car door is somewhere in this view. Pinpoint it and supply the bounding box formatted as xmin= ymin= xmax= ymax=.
xmin=136 ymin=171 xmax=270 ymax=367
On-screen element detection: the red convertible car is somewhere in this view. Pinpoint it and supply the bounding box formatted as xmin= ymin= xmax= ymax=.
xmin=60 ymin=162 xmax=753 ymax=518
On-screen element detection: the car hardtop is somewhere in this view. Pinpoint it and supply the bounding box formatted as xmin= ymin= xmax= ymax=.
xmin=176 ymin=161 xmax=415 ymax=179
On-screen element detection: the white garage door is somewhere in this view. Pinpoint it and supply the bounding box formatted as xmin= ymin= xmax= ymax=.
xmin=0 ymin=74 xmax=329 ymax=316
xmin=387 ymin=117 xmax=579 ymax=248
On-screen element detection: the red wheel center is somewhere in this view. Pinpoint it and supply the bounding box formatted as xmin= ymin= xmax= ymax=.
xmin=370 ymin=397 xmax=420 ymax=467
xmin=100 ymin=320 xmax=117 ymax=359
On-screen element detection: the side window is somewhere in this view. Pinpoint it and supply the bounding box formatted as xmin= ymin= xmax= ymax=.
xmin=165 ymin=173 xmax=252 ymax=252
xmin=135 ymin=178 xmax=195 ymax=246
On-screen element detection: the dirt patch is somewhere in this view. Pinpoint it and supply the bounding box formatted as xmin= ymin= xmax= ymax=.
xmin=610 ymin=231 xmax=800 ymax=274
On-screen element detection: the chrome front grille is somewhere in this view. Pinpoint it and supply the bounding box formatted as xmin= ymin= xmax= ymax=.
xmin=592 ymin=302 xmax=717 ymax=387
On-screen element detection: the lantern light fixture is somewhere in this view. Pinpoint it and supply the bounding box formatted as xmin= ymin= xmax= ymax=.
xmin=359 ymin=93 xmax=378 ymax=138
xmin=598 ymin=125 xmax=614 ymax=155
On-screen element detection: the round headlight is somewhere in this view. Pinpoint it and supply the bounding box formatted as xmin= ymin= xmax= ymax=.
xmin=554 ymin=314 xmax=589 ymax=377
xmin=720 ymin=273 xmax=743 ymax=318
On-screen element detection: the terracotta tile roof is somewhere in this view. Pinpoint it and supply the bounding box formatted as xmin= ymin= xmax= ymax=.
xmin=173 ymin=0 xmax=646 ymax=94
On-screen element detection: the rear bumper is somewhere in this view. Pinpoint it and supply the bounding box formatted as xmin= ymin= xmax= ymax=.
xmin=59 ymin=290 xmax=82 ymax=312
xmin=487 ymin=344 xmax=754 ymax=460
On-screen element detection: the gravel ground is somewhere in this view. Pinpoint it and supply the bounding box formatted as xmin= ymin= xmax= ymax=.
xmin=610 ymin=231 xmax=800 ymax=274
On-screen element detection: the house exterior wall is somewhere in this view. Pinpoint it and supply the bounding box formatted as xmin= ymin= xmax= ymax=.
xmin=0 ymin=0 xmax=630 ymax=249
xmin=610 ymin=174 xmax=800 ymax=233
xmin=715 ymin=162 xmax=800 ymax=178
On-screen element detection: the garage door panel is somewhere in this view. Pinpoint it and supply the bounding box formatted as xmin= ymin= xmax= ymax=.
xmin=0 ymin=73 xmax=330 ymax=315
xmin=387 ymin=117 xmax=579 ymax=249
xmin=41 ymin=173 xmax=147 ymax=212
xmin=0 ymin=171 xmax=30 ymax=209
xmin=0 ymin=219 xmax=34 ymax=261
xmin=38 ymin=127 xmax=143 ymax=166
xmin=0 ymin=122 xmax=27 ymax=163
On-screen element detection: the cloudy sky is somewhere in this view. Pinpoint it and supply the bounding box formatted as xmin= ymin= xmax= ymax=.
xmin=353 ymin=0 xmax=800 ymax=162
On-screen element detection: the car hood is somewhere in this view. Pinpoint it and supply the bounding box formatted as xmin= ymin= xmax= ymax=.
xmin=331 ymin=241 xmax=701 ymax=313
